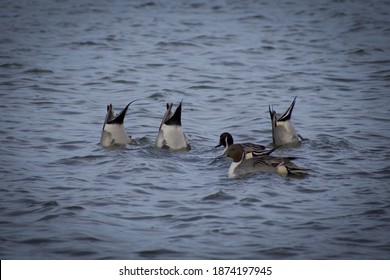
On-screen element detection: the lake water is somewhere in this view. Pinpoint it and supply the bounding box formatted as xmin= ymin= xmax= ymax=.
xmin=1 ymin=0 xmax=389 ymax=259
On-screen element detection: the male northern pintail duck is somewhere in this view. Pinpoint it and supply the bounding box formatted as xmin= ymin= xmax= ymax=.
xmin=226 ymin=144 xmax=307 ymax=178
xmin=100 ymin=100 xmax=137 ymax=147
xmin=155 ymin=101 xmax=191 ymax=151
xmin=269 ymin=96 xmax=303 ymax=146
xmin=215 ymin=132 xmax=268 ymax=159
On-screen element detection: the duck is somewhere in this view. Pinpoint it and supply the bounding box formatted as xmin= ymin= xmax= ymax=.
xmin=215 ymin=132 xmax=269 ymax=159
xmin=269 ymin=96 xmax=303 ymax=146
xmin=100 ymin=100 xmax=137 ymax=147
xmin=155 ymin=101 xmax=191 ymax=151
xmin=226 ymin=144 xmax=307 ymax=178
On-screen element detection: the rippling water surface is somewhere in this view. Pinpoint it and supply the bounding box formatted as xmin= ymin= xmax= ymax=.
xmin=1 ymin=0 xmax=390 ymax=259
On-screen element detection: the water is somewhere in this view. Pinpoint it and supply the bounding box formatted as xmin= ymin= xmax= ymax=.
xmin=1 ymin=0 xmax=389 ymax=259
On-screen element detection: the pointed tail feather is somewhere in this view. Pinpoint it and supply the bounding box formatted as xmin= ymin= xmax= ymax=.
xmin=277 ymin=96 xmax=297 ymax=122
xmin=107 ymin=99 xmax=139 ymax=125
xmin=165 ymin=101 xmax=182 ymax=126
xmin=284 ymin=164 xmax=308 ymax=176
xmin=252 ymin=145 xmax=281 ymax=157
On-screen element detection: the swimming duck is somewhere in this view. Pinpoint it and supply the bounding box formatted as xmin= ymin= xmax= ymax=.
xmin=155 ymin=101 xmax=191 ymax=151
xmin=226 ymin=144 xmax=307 ymax=178
xmin=269 ymin=96 xmax=303 ymax=146
xmin=215 ymin=132 xmax=267 ymax=159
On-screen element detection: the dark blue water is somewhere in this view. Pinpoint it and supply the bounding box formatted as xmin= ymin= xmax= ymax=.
xmin=1 ymin=0 xmax=389 ymax=259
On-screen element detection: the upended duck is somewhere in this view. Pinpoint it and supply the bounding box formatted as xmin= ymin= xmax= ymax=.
xmin=269 ymin=96 xmax=303 ymax=146
xmin=155 ymin=101 xmax=191 ymax=151
xmin=100 ymin=101 xmax=138 ymax=147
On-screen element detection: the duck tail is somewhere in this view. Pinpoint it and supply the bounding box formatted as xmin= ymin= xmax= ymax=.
xmin=165 ymin=101 xmax=182 ymax=126
xmin=107 ymin=99 xmax=138 ymax=125
xmin=278 ymin=96 xmax=297 ymax=122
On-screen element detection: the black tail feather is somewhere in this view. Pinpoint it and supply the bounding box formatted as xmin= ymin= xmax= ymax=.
xmin=165 ymin=101 xmax=182 ymax=126
xmin=107 ymin=99 xmax=138 ymax=125
xmin=277 ymin=96 xmax=297 ymax=122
